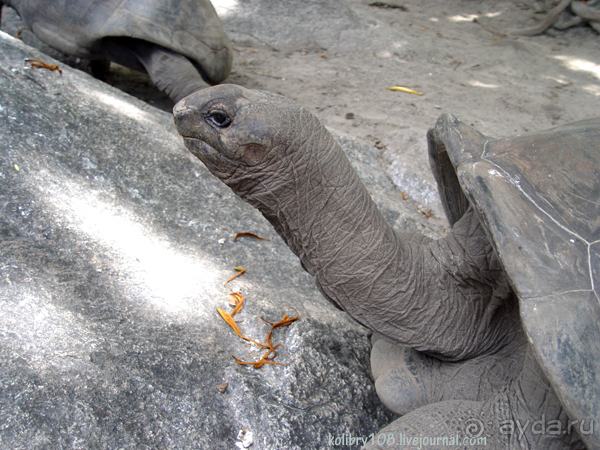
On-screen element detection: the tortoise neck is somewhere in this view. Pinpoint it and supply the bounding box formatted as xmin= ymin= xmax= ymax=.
xmin=232 ymin=113 xmax=518 ymax=360
xmin=239 ymin=119 xmax=397 ymax=310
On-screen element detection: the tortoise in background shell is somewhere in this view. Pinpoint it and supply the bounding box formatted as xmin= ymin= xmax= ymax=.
xmin=0 ymin=0 xmax=232 ymax=102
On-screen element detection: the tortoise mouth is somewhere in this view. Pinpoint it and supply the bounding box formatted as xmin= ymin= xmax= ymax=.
xmin=182 ymin=137 xmax=218 ymax=159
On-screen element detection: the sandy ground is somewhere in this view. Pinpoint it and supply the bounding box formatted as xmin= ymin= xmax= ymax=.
xmin=3 ymin=0 xmax=600 ymax=223
xmin=216 ymin=0 xmax=600 ymax=221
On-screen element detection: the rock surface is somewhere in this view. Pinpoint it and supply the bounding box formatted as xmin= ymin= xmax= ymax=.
xmin=0 ymin=32 xmax=447 ymax=449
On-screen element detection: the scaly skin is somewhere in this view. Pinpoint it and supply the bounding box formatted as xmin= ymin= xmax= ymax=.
xmin=173 ymin=85 xmax=584 ymax=449
xmin=173 ymin=84 xmax=517 ymax=360
xmin=364 ymin=349 xmax=586 ymax=450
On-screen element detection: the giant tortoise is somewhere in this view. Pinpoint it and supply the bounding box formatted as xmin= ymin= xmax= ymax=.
xmin=0 ymin=0 xmax=232 ymax=102
xmin=511 ymin=0 xmax=600 ymax=35
xmin=173 ymin=84 xmax=599 ymax=449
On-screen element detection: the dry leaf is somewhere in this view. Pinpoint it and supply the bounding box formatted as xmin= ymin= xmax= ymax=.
xmin=386 ymin=86 xmax=424 ymax=95
xmin=233 ymin=232 xmax=271 ymax=242
xmin=25 ymin=58 xmax=62 ymax=75
xmin=217 ymin=308 xmax=244 ymax=339
xmin=217 ymin=308 xmax=268 ymax=349
xmin=232 ymin=293 xmax=245 ymax=316
xmin=224 ymin=267 xmax=246 ymax=286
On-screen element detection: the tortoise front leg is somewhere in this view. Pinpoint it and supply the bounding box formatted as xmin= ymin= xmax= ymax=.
xmin=370 ymin=329 xmax=527 ymax=417
xmin=127 ymin=40 xmax=209 ymax=103
xmin=365 ymin=346 xmax=587 ymax=450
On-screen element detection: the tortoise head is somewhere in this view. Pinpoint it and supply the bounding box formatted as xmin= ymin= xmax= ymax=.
xmin=173 ymin=84 xmax=327 ymax=194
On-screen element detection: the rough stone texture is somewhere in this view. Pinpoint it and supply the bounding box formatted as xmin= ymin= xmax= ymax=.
xmin=0 ymin=32 xmax=446 ymax=449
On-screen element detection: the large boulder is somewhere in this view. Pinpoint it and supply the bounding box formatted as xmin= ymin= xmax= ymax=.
xmin=0 ymin=32 xmax=444 ymax=449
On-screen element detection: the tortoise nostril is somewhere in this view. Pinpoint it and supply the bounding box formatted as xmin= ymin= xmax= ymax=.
xmin=173 ymin=98 xmax=191 ymax=116
xmin=173 ymin=106 xmax=200 ymax=135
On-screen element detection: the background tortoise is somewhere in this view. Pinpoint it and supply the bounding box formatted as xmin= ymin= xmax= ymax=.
xmin=511 ymin=0 xmax=600 ymax=35
xmin=173 ymin=84 xmax=599 ymax=449
xmin=0 ymin=0 xmax=232 ymax=102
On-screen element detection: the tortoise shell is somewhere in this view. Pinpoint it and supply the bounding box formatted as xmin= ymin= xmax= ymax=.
xmin=428 ymin=114 xmax=600 ymax=449
xmin=4 ymin=0 xmax=232 ymax=84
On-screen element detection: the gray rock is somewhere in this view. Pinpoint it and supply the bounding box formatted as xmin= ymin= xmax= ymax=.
xmin=0 ymin=31 xmax=420 ymax=449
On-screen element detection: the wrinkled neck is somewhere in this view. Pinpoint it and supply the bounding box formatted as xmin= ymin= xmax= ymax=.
xmin=224 ymin=111 xmax=516 ymax=361
xmin=238 ymin=117 xmax=397 ymax=307
xmin=290 ymin=146 xmax=394 ymax=283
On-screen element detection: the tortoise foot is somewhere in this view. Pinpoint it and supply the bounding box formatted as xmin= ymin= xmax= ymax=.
xmin=367 ymin=347 xmax=587 ymax=450
xmin=371 ymin=330 xmax=526 ymax=416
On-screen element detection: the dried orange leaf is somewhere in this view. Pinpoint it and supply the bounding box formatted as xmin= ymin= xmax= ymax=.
xmin=233 ymin=232 xmax=271 ymax=242
xmin=217 ymin=308 xmax=268 ymax=348
xmin=232 ymin=355 xmax=268 ymax=369
xmin=231 ymin=293 xmax=245 ymax=316
xmin=232 ymin=355 xmax=260 ymax=367
xmin=227 ymin=292 xmax=242 ymax=306
xmin=25 ymin=58 xmax=62 ymax=75
xmin=232 ymin=354 xmax=290 ymax=369
xmin=224 ymin=267 xmax=246 ymax=286
xmin=227 ymin=292 xmax=245 ymax=315
xmin=217 ymin=308 xmax=243 ymax=338
xmin=243 ymin=336 xmax=268 ymax=348
xmin=261 ymin=310 xmax=300 ymax=327
xmin=261 ymin=311 xmax=300 ymax=348
xmin=223 ymin=299 xmax=300 ymax=369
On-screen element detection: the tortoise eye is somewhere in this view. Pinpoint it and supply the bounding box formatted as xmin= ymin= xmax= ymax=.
xmin=207 ymin=111 xmax=232 ymax=128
